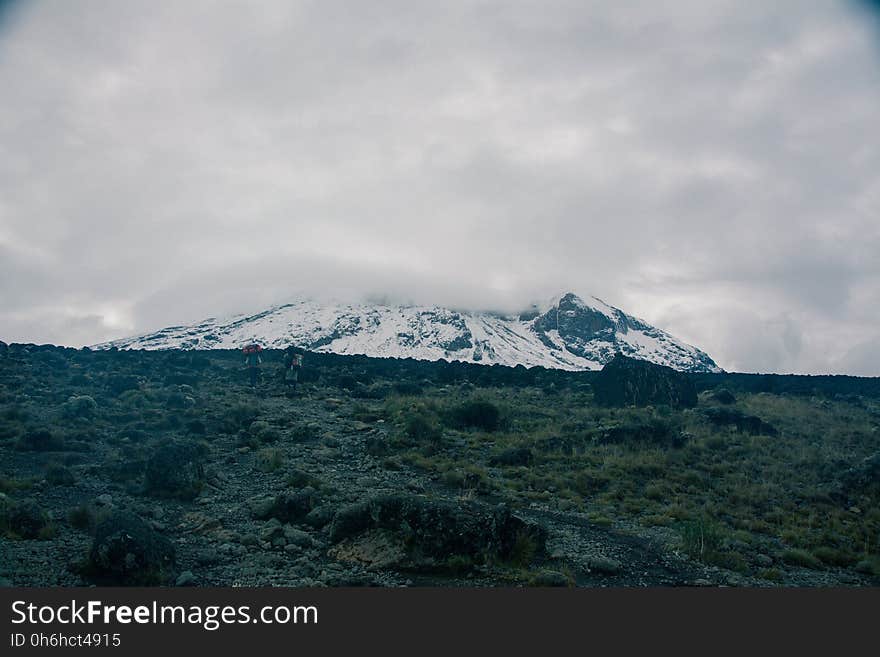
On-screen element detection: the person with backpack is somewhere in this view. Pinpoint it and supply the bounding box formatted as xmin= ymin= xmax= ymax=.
xmin=243 ymin=343 xmax=263 ymax=388
xmin=282 ymin=346 xmax=304 ymax=392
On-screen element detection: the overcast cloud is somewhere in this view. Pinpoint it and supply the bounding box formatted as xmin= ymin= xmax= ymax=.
xmin=1 ymin=0 xmax=879 ymax=374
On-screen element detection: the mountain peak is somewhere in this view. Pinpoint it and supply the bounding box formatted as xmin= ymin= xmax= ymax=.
xmin=94 ymin=295 xmax=720 ymax=373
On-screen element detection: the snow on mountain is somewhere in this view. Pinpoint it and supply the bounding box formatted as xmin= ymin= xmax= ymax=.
xmin=92 ymin=292 xmax=721 ymax=373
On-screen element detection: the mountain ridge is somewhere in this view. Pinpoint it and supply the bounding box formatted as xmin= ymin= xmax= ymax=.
xmin=93 ymin=292 xmax=721 ymax=373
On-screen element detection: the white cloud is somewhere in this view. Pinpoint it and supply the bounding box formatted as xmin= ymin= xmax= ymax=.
xmin=0 ymin=0 xmax=878 ymax=374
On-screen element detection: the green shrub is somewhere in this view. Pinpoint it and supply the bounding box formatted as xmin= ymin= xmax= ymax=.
xmin=678 ymin=518 xmax=725 ymax=562
xmin=45 ymin=463 xmax=76 ymax=486
xmin=224 ymin=402 xmax=261 ymax=431
xmin=445 ymin=400 xmax=501 ymax=432
xmin=289 ymin=422 xmax=322 ymax=442
xmin=68 ymin=505 xmax=96 ymax=532
xmin=62 ymin=395 xmax=98 ymax=419
xmin=781 ymin=548 xmax=823 ymax=570
xmin=758 ymin=568 xmax=784 ymax=582
xmin=405 ymin=412 xmax=442 ymax=443
xmin=16 ymin=428 xmax=64 ymax=452
xmin=0 ymin=476 xmax=35 ymax=494
xmin=445 ymin=555 xmax=474 ymax=574
xmin=854 ymin=557 xmax=880 ymax=577
xmin=144 ymin=441 xmax=207 ymax=500
xmin=812 ymin=546 xmax=857 ymax=568
xmin=1 ymin=498 xmax=50 ymax=539
xmin=507 ymin=528 xmax=538 ymax=568
xmin=248 ymin=420 xmax=280 ymax=444
xmin=255 ymin=448 xmax=285 ymax=472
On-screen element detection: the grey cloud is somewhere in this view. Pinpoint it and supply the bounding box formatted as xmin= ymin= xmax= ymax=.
xmin=0 ymin=0 xmax=878 ymax=374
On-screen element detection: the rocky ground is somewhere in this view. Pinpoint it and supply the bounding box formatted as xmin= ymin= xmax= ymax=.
xmin=0 ymin=345 xmax=877 ymax=587
xmin=0 ymin=386 xmax=705 ymax=587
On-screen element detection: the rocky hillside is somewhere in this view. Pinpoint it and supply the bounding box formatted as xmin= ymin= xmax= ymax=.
xmin=1 ymin=345 xmax=878 ymax=587
xmin=95 ymin=293 xmax=720 ymax=373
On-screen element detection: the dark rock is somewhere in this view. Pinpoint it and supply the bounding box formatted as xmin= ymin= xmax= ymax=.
xmin=251 ymin=487 xmax=320 ymax=523
xmin=88 ymin=511 xmax=175 ymax=585
xmin=329 ymin=494 xmax=546 ymax=565
xmin=304 ymin=504 xmax=336 ymax=528
xmin=594 ymin=355 xmax=697 ymax=408
xmin=283 ymin=526 xmax=314 ymax=547
xmin=271 ymin=487 xmax=320 ymax=522
xmin=702 ymin=408 xmax=778 ymax=435
xmin=533 ymin=293 xmax=619 ymax=344
xmin=595 ymin=419 xmax=687 ymax=448
xmin=144 ymin=441 xmax=207 ymax=500
xmin=490 ymin=447 xmax=534 ymax=467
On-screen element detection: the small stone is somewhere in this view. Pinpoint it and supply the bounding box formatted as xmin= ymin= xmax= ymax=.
xmin=530 ymin=570 xmax=571 ymax=587
xmin=587 ymin=557 xmax=622 ymax=575
xmin=246 ymin=496 xmax=276 ymax=519
xmin=304 ymin=505 xmax=335 ymax=528
xmin=175 ymin=571 xmax=196 ymax=587
xmin=260 ymin=523 xmax=285 ymax=543
xmin=755 ymin=554 xmax=773 ymax=568
xmin=282 ymin=526 xmax=314 ymax=547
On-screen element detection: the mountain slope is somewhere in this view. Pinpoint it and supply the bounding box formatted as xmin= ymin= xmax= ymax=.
xmin=93 ymin=292 xmax=720 ymax=372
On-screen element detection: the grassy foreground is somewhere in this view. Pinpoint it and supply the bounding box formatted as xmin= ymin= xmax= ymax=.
xmin=0 ymin=344 xmax=878 ymax=586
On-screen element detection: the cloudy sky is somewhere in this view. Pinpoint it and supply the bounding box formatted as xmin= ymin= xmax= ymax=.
xmin=1 ymin=0 xmax=879 ymax=374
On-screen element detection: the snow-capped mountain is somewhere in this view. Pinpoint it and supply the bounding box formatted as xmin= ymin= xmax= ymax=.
xmin=93 ymin=293 xmax=720 ymax=372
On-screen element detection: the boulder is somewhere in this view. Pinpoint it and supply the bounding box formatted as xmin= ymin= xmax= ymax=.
xmin=702 ymin=408 xmax=778 ymax=436
xmin=249 ymin=487 xmax=320 ymax=523
xmin=329 ymin=494 xmax=546 ymax=567
xmin=88 ymin=511 xmax=175 ymax=585
xmin=593 ymin=355 xmax=697 ymax=408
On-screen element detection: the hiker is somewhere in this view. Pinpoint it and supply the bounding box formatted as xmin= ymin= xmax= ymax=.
xmin=282 ymin=346 xmax=304 ymax=391
xmin=242 ymin=343 xmax=263 ymax=388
